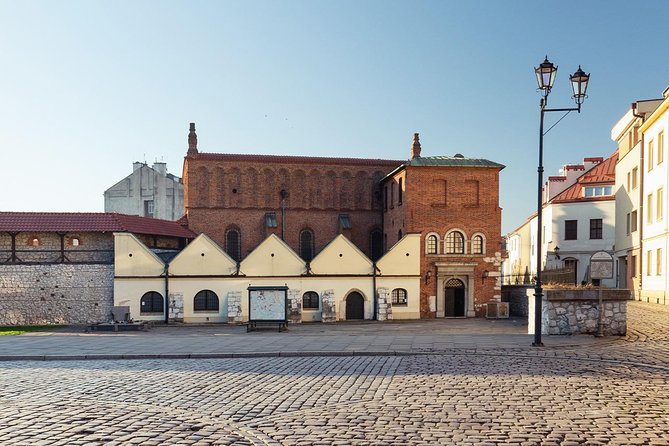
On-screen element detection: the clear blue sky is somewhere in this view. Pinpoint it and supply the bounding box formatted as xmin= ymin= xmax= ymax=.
xmin=2 ymin=1 xmax=668 ymax=234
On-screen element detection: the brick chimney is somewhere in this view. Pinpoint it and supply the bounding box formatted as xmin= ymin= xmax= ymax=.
xmin=410 ymin=133 xmax=421 ymax=159
xmin=187 ymin=122 xmax=198 ymax=155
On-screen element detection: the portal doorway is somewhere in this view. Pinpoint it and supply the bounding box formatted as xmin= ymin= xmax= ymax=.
xmin=444 ymin=278 xmax=466 ymax=317
xmin=345 ymin=292 xmax=364 ymax=320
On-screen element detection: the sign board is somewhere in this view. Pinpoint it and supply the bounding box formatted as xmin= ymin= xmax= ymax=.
xmin=590 ymin=251 xmax=613 ymax=280
xmin=248 ymin=286 xmax=288 ymax=322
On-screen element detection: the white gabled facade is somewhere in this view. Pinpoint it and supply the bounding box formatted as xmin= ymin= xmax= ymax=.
xmin=639 ymin=86 xmax=669 ymax=305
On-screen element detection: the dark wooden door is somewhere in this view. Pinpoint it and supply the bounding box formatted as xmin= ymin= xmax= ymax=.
xmin=346 ymin=292 xmax=364 ymax=320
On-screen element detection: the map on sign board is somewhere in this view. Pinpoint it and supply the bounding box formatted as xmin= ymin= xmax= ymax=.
xmin=249 ymin=289 xmax=287 ymax=321
xmin=590 ymin=251 xmax=613 ymax=279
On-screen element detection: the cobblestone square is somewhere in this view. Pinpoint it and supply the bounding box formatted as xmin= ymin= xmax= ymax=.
xmin=1 ymin=301 xmax=668 ymax=445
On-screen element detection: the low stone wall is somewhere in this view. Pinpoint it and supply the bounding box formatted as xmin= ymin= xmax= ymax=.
xmin=0 ymin=264 xmax=114 ymax=325
xmin=528 ymin=289 xmax=631 ymax=336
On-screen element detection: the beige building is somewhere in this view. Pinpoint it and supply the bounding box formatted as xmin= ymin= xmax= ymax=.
xmin=114 ymin=231 xmax=421 ymax=323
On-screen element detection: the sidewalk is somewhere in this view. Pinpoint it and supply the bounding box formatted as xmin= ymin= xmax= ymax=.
xmin=0 ymin=317 xmax=620 ymax=361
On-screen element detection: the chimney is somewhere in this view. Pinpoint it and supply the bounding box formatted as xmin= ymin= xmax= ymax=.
xmin=187 ymin=122 xmax=198 ymax=155
xmin=153 ymin=162 xmax=167 ymax=176
xmin=133 ymin=161 xmax=144 ymax=171
xmin=410 ymin=133 xmax=421 ymax=159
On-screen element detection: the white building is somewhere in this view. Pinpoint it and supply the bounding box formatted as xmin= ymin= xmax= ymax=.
xmin=104 ymin=162 xmax=184 ymax=221
xmin=505 ymin=153 xmax=617 ymax=287
xmin=611 ymin=98 xmax=663 ymax=296
xmin=639 ymin=86 xmax=669 ymax=304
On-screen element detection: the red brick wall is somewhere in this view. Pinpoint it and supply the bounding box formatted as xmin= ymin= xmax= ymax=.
xmin=184 ymin=154 xmax=399 ymax=259
xmin=384 ymin=165 xmax=503 ymax=317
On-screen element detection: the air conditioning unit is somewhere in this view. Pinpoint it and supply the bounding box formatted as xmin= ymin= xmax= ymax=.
xmin=485 ymin=302 xmax=509 ymax=319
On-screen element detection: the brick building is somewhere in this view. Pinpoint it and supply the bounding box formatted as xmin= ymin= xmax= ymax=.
xmin=183 ymin=124 xmax=505 ymax=318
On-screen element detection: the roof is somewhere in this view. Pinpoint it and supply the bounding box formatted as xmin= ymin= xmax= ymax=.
xmin=0 ymin=212 xmax=196 ymax=238
xmin=407 ymin=156 xmax=505 ymax=169
xmin=550 ymin=151 xmax=618 ymax=204
xmin=188 ymin=152 xmax=403 ymax=167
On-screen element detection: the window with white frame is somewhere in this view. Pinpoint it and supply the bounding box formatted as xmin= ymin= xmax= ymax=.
xmin=426 ymin=234 xmax=438 ymax=254
xmin=445 ymin=231 xmax=465 ymax=254
xmin=391 ymin=288 xmax=407 ymax=305
xmin=472 ymin=235 xmax=484 ymax=254
xmin=584 ymin=186 xmax=613 ymax=197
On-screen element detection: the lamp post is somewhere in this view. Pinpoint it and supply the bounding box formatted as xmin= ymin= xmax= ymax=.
xmin=533 ymin=57 xmax=590 ymax=347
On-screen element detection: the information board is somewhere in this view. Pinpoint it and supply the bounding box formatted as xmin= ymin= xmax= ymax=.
xmin=248 ymin=287 xmax=288 ymax=322
xmin=590 ymin=251 xmax=613 ymax=280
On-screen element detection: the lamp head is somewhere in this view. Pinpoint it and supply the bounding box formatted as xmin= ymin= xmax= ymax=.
xmin=570 ymin=65 xmax=590 ymax=105
xmin=535 ymin=56 xmax=557 ymax=97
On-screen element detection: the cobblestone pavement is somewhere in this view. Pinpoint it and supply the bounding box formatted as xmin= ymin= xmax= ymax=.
xmin=0 ymin=301 xmax=668 ymax=445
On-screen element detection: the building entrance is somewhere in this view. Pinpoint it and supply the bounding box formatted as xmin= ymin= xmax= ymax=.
xmin=444 ymin=278 xmax=466 ymax=317
xmin=345 ymin=292 xmax=364 ymax=320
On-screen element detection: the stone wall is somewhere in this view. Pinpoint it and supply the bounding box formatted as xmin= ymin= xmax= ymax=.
xmin=0 ymin=264 xmax=114 ymax=325
xmin=168 ymin=292 xmax=184 ymax=322
xmin=501 ymin=285 xmax=531 ymax=317
xmin=287 ymin=289 xmax=302 ymax=324
xmin=321 ymin=289 xmax=336 ymax=323
xmin=227 ymin=291 xmax=242 ymax=323
xmin=377 ymin=287 xmax=393 ymax=321
xmin=528 ymin=289 xmax=631 ymax=336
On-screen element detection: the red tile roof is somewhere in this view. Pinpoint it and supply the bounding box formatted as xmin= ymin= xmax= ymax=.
xmin=0 ymin=212 xmax=196 ymax=238
xmin=551 ymin=151 xmax=618 ymax=203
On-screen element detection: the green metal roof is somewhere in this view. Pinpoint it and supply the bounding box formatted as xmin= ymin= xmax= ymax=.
xmin=407 ymin=156 xmax=505 ymax=168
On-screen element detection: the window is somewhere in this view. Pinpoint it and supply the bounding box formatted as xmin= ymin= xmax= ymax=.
xmin=564 ymin=220 xmax=577 ymax=240
xmin=647 ymin=251 xmax=653 ymax=276
xmin=584 ymin=186 xmax=613 ymax=197
xmin=194 ymin=290 xmax=219 ymax=312
xmin=140 ymin=291 xmax=164 ymax=313
xmin=302 ymin=291 xmax=319 ymax=309
xmin=589 ymin=219 xmax=602 ymax=239
xmin=658 ymin=132 xmax=665 ymax=164
xmin=630 ymin=255 xmax=637 ymax=277
xmin=370 ymin=229 xmax=383 ymax=261
xmin=398 ymin=178 xmax=403 ymax=204
xmin=426 ymin=234 xmax=438 ymax=254
xmin=225 ymin=228 xmax=241 ymax=262
xmin=657 ymin=249 xmax=663 ymax=276
xmin=631 ymin=210 xmax=638 ymax=232
xmin=391 ymin=288 xmax=407 ymax=305
xmin=299 ymin=229 xmax=315 ymax=261
xmin=626 ymin=213 xmax=630 ymax=235
xmin=29 ymin=237 xmax=40 ymax=247
xmin=631 ymin=167 xmax=638 ymax=189
xmin=144 ymin=200 xmax=155 ymax=218
xmin=648 ymin=194 xmax=654 ymax=224
xmin=648 ymin=139 xmax=654 ymax=171
xmin=446 ymin=231 xmax=465 ymax=254
xmin=627 ymin=172 xmax=631 ymax=191
xmin=657 ymin=188 xmax=664 ymax=221
xmin=472 ymin=235 xmax=484 ymax=254
xmin=71 ymin=237 xmax=80 ymax=246
xmin=265 ymin=212 xmax=278 ymax=228
xmin=338 ymin=213 xmax=352 ymax=229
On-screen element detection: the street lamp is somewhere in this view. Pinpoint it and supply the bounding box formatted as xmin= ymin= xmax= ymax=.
xmin=532 ymin=56 xmax=590 ymax=347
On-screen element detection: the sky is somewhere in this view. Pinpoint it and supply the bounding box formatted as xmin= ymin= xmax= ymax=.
xmin=1 ymin=1 xmax=668 ymax=234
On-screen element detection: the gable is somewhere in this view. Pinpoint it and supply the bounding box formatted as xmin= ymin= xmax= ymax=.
xmin=114 ymin=232 xmax=164 ymax=277
xmin=310 ymin=234 xmax=373 ymax=275
xmin=377 ymin=234 xmax=420 ymax=275
xmin=169 ymin=233 xmax=237 ymax=276
xmin=240 ymin=233 xmax=306 ymax=276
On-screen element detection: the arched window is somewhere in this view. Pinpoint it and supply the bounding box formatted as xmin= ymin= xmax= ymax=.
xmin=446 ymin=231 xmax=465 ymax=254
xmin=391 ymin=288 xmax=407 ymax=305
xmin=302 ymin=291 xmax=319 ymax=310
xmin=299 ymin=229 xmax=315 ymax=261
xmin=472 ymin=235 xmax=484 ymax=255
xmin=29 ymin=237 xmax=40 ymax=247
xmin=71 ymin=237 xmax=81 ymax=246
xmin=369 ymin=229 xmax=383 ymax=261
xmin=140 ymin=291 xmax=164 ymax=314
xmin=426 ymin=234 xmax=438 ymax=254
xmin=194 ymin=289 xmax=219 ymax=312
xmin=225 ymin=228 xmax=241 ymax=262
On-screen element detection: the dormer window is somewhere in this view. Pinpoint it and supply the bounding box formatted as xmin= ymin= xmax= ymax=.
xmin=584 ymin=186 xmax=612 ymax=197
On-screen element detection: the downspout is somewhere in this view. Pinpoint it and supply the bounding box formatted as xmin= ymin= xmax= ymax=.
xmin=632 ymin=103 xmax=644 ymax=297
xmin=163 ymin=262 xmax=169 ymax=324
xmin=372 ymin=261 xmax=378 ymax=320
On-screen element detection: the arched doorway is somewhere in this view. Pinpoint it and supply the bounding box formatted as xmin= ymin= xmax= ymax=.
xmin=444 ymin=278 xmax=466 ymax=317
xmin=345 ymin=292 xmax=364 ymax=320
